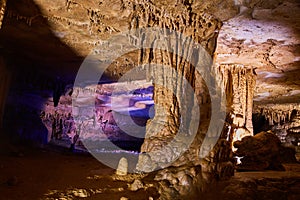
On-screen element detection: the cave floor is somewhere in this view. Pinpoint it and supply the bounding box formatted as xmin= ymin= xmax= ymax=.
xmin=211 ymin=165 xmax=300 ymax=200
xmin=0 ymin=142 xmax=299 ymax=200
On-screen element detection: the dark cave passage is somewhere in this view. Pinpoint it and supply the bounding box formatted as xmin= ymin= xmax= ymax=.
xmin=252 ymin=113 xmax=271 ymax=135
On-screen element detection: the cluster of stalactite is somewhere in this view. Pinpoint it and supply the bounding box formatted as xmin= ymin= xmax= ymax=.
xmin=216 ymin=64 xmax=256 ymax=146
xmin=253 ymin=104 xmax=299 ymax=126
xmin=253 ymin=104 xmax=300 ymax=145
xmin=128 ymin=0 xmax=221 ymax=55
xmin=3 ymin=1 xmax=116 ymax=36
xmin=9 ymin=67 xmax=72 ymax=109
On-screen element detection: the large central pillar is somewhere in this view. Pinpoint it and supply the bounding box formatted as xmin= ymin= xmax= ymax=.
xmin=128 ymin=0 xmax=223 ymax=172
xmin=127 ymin=1 xmax=234 ymax=198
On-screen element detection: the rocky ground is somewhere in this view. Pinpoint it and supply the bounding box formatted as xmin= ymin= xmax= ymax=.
xmin=0 ymin=135 xmax=299 ymax=200
xmin=203 ymin=167 xmax=300 ymax=200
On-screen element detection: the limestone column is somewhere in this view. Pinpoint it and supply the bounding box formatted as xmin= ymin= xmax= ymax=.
xmin=130 ymin=4 xmax=225 ymax=173
xmin=129 ymin=2 xmax=235 ymax=198
xmin=217 ymin=64 xmax=256 ymax=146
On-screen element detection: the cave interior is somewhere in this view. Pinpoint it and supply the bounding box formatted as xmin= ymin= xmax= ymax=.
xmin=0 ymin=0 xmax=300 ymax=199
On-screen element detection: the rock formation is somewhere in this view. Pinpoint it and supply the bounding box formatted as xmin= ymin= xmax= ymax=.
xmin=214 ymin=0 xmax=300 ymax=153
xmin=125 ymin=1 xmax=235 ymax=198
xmin=116 ymin=157 xmax=129 ymax=176
xmin=253 ymin=103 xmax=300 ymax=160
xmin=217 ymin=64 xmax=256 ymax=145
xmin=233 ymin=130 xmax=285 ymax=171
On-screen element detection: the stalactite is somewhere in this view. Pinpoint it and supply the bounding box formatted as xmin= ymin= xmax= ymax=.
xmin=254 ymin=104 xmax=299 ymax=126
xmin=253 ymin=104 xmax=300 ymax=145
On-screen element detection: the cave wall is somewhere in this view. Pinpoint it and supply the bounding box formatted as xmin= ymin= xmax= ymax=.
xmin=0 ymin=0 xmax=8 ymax=128
xmin=0 ymin=0 xmax=86 ymax=144
xmin=0 ymin=55 xmax=10 ymax=128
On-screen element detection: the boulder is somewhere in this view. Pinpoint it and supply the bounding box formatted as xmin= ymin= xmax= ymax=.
xmin=233 ymin=130 xmax=285 ymax=171
xmin=279 ymin=145 xmax=297 ymax=163
xmin=129 ymin=179 xmax=144 ymax=191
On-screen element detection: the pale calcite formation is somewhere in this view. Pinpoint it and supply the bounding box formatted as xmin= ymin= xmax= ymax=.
xmin=116 ymin=157 xmax=129 ymax=176
xmin=127 ymin=0 xmax=229 ymax=171
xmin=216 ymin=64 xmax=256 ymax=145
xmin=126 ymin=1 xmax=235 ymax=198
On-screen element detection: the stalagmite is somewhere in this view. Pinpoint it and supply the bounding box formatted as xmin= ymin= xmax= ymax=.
xmin=116 ymin=157 xmax=128 ymax=176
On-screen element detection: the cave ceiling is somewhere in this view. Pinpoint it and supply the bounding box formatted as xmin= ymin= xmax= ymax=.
xmin=0 ymin=0 xmax=299 ymax=104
